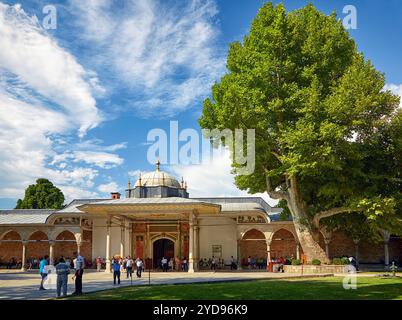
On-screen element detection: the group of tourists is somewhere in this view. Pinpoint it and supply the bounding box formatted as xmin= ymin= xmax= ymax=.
xmin=38 ymin=251 xmax=85 ymax=298
xmin=198 ymin=256 xmax=238 ymax=270
xmin=246 ymin=256 xmax=268 ymax=269
xmin=110 ymin=256 xmax=144 ymax=285
xmin=156 ymin=256 xmax=188 ymax=271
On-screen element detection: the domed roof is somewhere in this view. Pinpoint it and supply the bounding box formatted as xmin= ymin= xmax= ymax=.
xmin=135 ymin=171 xmax=182 ymax=188
xmin=134 ymin=160 xmax=183 ymax=188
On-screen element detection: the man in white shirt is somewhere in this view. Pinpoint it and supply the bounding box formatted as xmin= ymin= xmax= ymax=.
xmin=72 ymin=251 xmax=84 ymax=295
xmin=126 ymin=256 xmax=133 ymax=279
xmin=136 ymin=258 xmax=143 ymax=278
xmin=161 ymin=257 xmax=168 ymax=272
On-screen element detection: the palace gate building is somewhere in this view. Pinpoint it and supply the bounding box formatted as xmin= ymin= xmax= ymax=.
xmin=0 ymin=163 xmax=401 ymax=271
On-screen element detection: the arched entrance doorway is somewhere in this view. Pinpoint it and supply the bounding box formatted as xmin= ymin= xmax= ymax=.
xmin=240 ymin=229 xmax=267 ymax=269
xmin=270 ymin=229 xmax=298 ymax=259
xmin=54 ymin=230 xmax=77 ymax=262
xmin=153 ymin=238 xmax=174 ymax=269
xmin=0 ymin=230 xmax=22 ymax=268
xmin=27 ymin=231 xmax=49 ymax=266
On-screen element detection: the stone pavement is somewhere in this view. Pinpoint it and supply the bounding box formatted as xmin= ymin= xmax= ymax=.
xmin=0 ymin=269 xmax=340 ymax=300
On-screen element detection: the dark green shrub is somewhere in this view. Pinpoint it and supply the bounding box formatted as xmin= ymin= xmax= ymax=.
xmin=341 ymin=257 xmax=350 ymax=265
xmin=332 ymin=258 xmax=342 ymax=265
xmin=312 ymin=259 xmax=321 ymax=265
xmin=285 ymin=258 xmax=292 ymax=265
xmin=291 ymin=259 xmax=301 ymax=265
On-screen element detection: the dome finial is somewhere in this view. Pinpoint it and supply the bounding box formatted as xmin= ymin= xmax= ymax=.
xmin=156 ymin=158 xmax=161 ymax=172
xmin=138 ymin=172 xmax=142 ymax=187
xmin=181 ymin=176 xmax=184 ymax=188
xmin=128 ymin=177 xmax=131 ymax=189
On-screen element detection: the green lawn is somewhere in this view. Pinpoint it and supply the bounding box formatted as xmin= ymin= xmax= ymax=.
xmin=65 ymin=276 xmax=402 ymax=300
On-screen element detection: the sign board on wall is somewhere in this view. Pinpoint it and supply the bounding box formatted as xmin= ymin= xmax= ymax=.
xmin=212 ymin=245 xmax=222 ymax=257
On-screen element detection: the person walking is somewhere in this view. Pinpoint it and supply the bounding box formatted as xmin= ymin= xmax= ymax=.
xmin=112 ymin=257 xmax=121 ymax=285
xmin=72 ymin=251 xmax=84 ymax=295
xmin=211 ymin=256 xmax=217 ymax=272
xmin=96 ymin=257 xmax=102 ymax=272
xmin=230 ymin=256 xmax=237 ymax=270
xmin=136 ymin=257 xmax=143 ymax=278
xmin=182 ymin=257 xmax=188 ymax=271
xmin=39 ymin=255 xmax=49 ymax=290
xmin=55 ymin=257 xmax=70 ymax=297
xmin=161 ymin=257 xmax=168 ymax=272
xmin=126 ymin=256 xmax=133 ymax=279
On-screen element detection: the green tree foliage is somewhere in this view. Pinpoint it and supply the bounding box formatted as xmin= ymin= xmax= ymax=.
xmin=199 ymin=2 xmax=402 ymax=260
xmin=15 ymin=178 xmax=65 ymax=209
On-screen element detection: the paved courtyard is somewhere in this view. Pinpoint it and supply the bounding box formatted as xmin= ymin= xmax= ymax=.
xmin=0 ymin=270 xmax=341 ymax=300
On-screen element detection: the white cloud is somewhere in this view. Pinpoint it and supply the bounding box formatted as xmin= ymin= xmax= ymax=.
xmin=169 ymin=149 xmax=279 ymax=207
xmin=70 ymin=0 xmax=225 ymax=117
xmin=98 ymin=182 xmax=119 ymax=194
xmin=73 ymin=150 xmax=124 ymax=168
xmin=128 ymin=170 xmax=142 ymax=178
xmin=0 ymin=2 xmax=102 ymax=136
xmin=60 ymin=186 xmax=99 ymax=203
xmin=384 ymin=83 xmax=402 ymax=109
xmin=0 ymin=3 xmax=113 ymax=203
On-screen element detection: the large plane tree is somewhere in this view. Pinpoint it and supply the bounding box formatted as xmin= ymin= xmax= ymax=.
xmin=199 ymin=3 xmax=402 ymax=262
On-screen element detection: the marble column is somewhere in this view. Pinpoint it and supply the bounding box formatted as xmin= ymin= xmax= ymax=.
xmin=49 ymin=240 xmax=55 ymax=265
xmin=237 ymin=239 xmax=242 ymax=270
xmin=266 ymin=239 xmax=272 ymax=271
xmin=129 ymin=227 xmax=133 ymax=258
xmin=76 ymin=241 xmax=82 ymax=256
xmin=193 ymin=225 xmax=199 ymax=271
xmin=105 ymin=218 xmax=112 ymax=272
xmin=120 ymin=225 xmax=125 ymax=258
xmin=21 ymin=240 xmax=28 ymax=271
xmin=296 ymin=243 xmax=300 ymax=260
xmin=188 ymin=214 xmax=195 ymax=273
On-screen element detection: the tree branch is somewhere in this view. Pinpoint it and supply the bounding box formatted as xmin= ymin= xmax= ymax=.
xmin=271 ymin=150 xmax=282 ymax=161
xmin=313 ymin=207 xmax=357 ymax=229
xmin=264 ymin=167 xmax=289 ymax=201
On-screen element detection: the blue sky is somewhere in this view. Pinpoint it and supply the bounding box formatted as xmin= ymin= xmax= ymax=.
xmin=0 ymin=0 xmax=401 ymax=208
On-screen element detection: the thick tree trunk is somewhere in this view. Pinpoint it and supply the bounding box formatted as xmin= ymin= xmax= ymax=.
xmin=265 ymin=169 xmax=330 ymax=263
xmin=287 ymin=177 xmax=330 ymax=264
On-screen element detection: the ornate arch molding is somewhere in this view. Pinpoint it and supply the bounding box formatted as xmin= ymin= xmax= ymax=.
xmin=237 ymin=225 xmax=275 ymax=241
xmin=150 ymin=233 xmax=178 ymax=243
xmin=271 ymin=226 xmax=298 ymax=242
xmin=0 ymin=228 xmax=22 ymax=240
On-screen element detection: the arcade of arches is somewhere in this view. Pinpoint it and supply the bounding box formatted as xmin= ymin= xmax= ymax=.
xmin=0 ymin=229 xmax=92 ymax=269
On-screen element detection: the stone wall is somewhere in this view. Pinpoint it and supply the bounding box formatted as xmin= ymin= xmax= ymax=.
xmin=284 ymin=265 xmax=346 ymax=274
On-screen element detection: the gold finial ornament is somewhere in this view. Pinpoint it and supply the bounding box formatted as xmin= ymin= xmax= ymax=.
xmin=138 ymin=172 xmax=142 ymax=187
xmin=181 ymin=177 xmax=184 ymax=188
xmin=128 ymin=177 xmax=131 ymax=189
xmin=156 ymin=158 xmax=161 ymax=171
